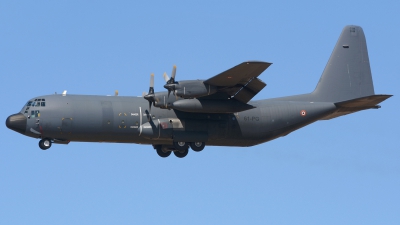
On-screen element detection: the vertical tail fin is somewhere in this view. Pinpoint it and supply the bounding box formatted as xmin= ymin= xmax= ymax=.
xmin=312 ymin=25 xmax=375 ymax=102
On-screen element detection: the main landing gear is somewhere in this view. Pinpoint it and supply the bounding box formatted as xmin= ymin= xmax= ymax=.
xmin=174 ymin=147 xmax=189 ymax=158
xmin=190 ymin=142 xmax=205 ymax=152
xmin=155 ymin=145 xmax=172 ymax=158
xmin=154 ymin=141 xmax=205 ymax=158
xmin=38 ymin=138 xmax=52 ymax=150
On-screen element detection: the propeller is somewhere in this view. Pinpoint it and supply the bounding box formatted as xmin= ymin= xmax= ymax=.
xmin=143 ymin=73 xmax=155 ymax=112
xmin=163 ymin=65 xmax=177 ymax=98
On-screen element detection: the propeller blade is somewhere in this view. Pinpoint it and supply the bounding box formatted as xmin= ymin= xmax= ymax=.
xmin=164 ymin=65 xmax=177 ymax=94
xmin=144 ymin=73 xmax=155 ymax=113
xmin=148 ymin=73 xmax=155 ymax=94
xmin=148 ymin=100 xmax=152 ymax=113
xmin=163 ymin=72 xmax=169 ymax=82
xmin=171 ymin=65 xmax=176 ymax=80
xmin=150 ymin=73 xmax=154 ymax=88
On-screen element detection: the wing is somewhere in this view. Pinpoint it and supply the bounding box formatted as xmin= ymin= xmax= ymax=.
xmin=203 ymin=61 xmax=271 ymax=103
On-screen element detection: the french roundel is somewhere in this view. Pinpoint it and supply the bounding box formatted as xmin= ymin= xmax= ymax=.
xmin=300 ymin=110 xmax=307 ymax=116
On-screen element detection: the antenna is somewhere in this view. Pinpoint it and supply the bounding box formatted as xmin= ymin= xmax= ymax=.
xmin=62 ymin=90 xmax=67 ymax=96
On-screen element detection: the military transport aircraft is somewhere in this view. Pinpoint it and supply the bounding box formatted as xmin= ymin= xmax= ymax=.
xmin=6 ymin=25 xmax=392 ymax=158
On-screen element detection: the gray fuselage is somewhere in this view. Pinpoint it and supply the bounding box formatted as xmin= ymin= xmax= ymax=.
xmin=18 ymin=94 xmax=336 ymax=147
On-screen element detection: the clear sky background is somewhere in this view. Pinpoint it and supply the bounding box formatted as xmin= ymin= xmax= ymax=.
xmin=1 ymin=1 xmax=399 ymax=224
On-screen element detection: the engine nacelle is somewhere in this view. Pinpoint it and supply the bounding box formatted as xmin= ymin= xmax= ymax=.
xmin=152 ymin=92 xmax=179 ymax=109
xmin=173 ymin=80 xmax=217 ymax=98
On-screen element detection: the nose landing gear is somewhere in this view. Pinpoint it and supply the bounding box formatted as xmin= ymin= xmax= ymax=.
xmin=38 ymin=138 xmax=52 ymax=150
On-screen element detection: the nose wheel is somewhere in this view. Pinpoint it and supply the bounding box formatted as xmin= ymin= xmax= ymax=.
xmin=39 ymin=138 xmax=52 ymax=150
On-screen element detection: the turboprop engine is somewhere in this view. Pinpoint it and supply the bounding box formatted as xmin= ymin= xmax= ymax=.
xmin=163 ymin=65 xmax=217 ymax=99
xmin=166 ymin=80 xmax=217 ymax=98
xmin=142 ymin=67 xmax=256 ymax=114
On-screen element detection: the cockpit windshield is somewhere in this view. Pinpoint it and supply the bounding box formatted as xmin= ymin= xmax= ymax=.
xmin=23 ymin=99 xmax=46 ymax=114
xmin=26 ymin=99 xmax=46 ymax=107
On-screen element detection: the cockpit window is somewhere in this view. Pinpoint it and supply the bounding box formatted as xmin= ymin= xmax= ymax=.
xmin=27 ymin=99 xmax=46 ymax=107
xmin=30 ymin=110 xmax=40 ymax=118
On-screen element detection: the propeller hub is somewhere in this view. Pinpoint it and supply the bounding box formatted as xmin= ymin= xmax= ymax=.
xmin=164 ymin=83 xmax=176 ymax=90
xmin=163 ymin=65 xmax=178 ymax=98
xmin=144 ymin=94 xmax=155 ymax=101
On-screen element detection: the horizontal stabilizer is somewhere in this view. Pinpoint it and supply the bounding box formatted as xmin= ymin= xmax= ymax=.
xmin=321 ymin=94 xmax=392 ymax=120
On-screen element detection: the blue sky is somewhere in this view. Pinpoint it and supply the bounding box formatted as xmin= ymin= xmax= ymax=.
xmin=1 ymin=1 xmax=399 ymax=224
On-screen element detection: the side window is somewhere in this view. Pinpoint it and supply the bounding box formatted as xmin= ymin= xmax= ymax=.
xmin=31 ymin=111 xmax=35 ymax=118
xmin=41 ymin=102 xmax=45 ymax=107
xmin=35 ymin=110 xmax=40 ymax=117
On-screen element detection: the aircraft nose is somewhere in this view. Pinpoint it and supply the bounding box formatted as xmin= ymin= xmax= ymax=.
xmin=6 ymin=113 xmax=27 ymax=134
